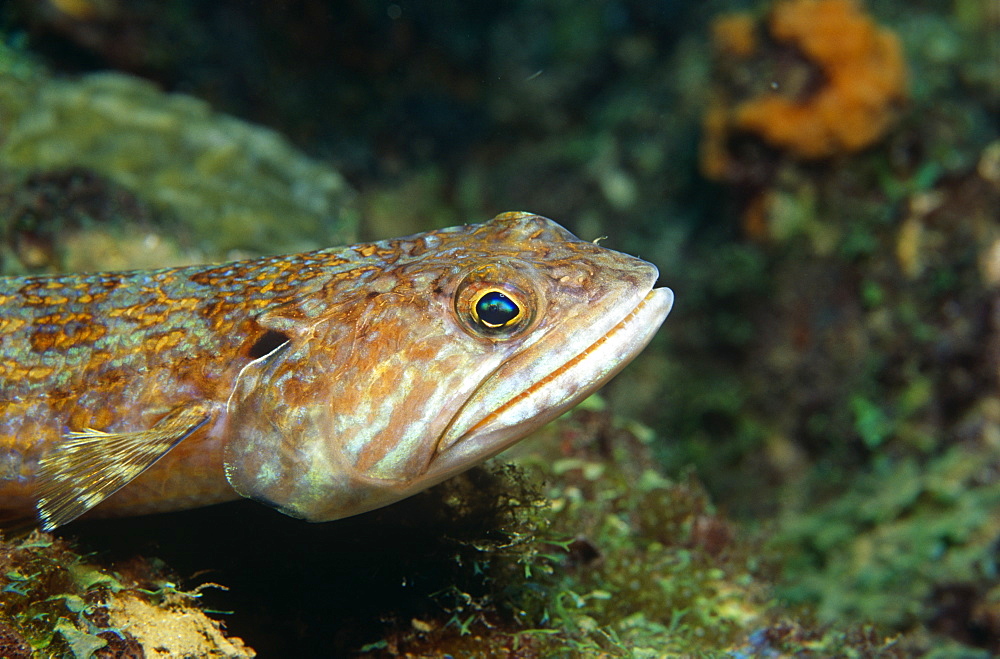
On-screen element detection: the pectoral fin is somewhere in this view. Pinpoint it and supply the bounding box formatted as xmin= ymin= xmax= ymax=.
xmin=35 ymin=403 xmax=211 ymax=531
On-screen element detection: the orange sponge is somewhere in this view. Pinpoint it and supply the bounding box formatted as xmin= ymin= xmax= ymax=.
xmin=703 ymin=0 xmax=908 ymax=176
xmin=711 ymin=13 xmax=758 ymax=58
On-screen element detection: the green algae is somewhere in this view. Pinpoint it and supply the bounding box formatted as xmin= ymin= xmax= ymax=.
xmin=644 ymin=6 xmax=1000 ymax=651
xmin=342 ymin=406 xmax=901 ymax=657
xmin=0 ymin=40 xmax=356 ymax=260
xmin=662 ymin=139 xmax=1000 ymax=650
xmin=777 ymin=444 xmax=1000 ymax=628
xmin=0 ymin=531 xmax=254 ymax=658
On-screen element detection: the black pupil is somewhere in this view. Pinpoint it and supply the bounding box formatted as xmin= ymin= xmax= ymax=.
xmin=477 ymin=291 xmax=519 ymax=326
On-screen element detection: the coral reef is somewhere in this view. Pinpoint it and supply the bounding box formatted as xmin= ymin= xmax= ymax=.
xmin=0 ymin=531 xmax=254 ymax=657
xmin=702 ymin=0 xmax=908 ymax=179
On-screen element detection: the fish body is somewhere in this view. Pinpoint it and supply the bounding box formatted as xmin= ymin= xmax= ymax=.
xmin=0 ymin=212 xmax=672 ymax=529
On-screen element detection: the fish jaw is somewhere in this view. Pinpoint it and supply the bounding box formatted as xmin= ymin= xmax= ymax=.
xmin=430 ymin=284 xmax=673 ymax=477
xmin=222 ymin=213 xmax=673 ymax=522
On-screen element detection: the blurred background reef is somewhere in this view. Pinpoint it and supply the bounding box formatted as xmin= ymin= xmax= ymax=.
xmin=0 ymin=0 xmax=998 ymax=656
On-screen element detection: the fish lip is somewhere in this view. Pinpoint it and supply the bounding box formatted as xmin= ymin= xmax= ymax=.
xmin=428 ymin=281 xmax=674 ymax=474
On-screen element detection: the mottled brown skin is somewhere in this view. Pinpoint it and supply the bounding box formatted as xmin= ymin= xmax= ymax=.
xmin=0 ymin=243 xmax=350 ymax=520
xmin=0 ymin=213 xmax=672 ymax=527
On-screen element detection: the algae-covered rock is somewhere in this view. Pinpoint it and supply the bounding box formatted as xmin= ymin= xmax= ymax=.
xmin=336 ymin=403 xmax=902 ymax=657
xmin=109 ymin=594 xmax=253 ymax=658
xmin=0 ymin=531 xmax=255 ymax=658
xmin=0 ymin=41 xmax=356 ymax=259
xmin=0 ymin=166 xmax=185 ymax=274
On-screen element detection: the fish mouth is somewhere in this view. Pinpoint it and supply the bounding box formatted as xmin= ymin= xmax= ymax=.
xmin=428 ymin=284 xmax=674 ymax=477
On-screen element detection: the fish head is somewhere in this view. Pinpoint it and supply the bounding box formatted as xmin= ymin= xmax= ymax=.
xmin=223 ymin=212 xmax=673 ymax=521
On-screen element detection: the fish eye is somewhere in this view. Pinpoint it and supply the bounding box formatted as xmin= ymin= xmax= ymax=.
xmin=454 ymin=266 xmax=537 ymax=339
xmin=472 ymin=289 xmax=522 ymax=328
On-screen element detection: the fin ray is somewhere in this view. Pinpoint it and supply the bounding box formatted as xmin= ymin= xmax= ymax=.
xmin=35 ymin=404 xmax=211 ymax=531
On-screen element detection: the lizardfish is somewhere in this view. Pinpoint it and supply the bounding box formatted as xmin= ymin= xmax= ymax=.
xmin=0 ymin=212 xmax=673 ymax=530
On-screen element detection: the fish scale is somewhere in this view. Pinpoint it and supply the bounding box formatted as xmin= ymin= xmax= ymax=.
xmin=0 ymin=212 xmax=673 ymax=530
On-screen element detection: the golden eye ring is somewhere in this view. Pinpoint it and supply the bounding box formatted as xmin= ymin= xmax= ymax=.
xmin=470 ymin=288 xmax=524 ymax=329
xmin=453 ymin=265 xmax=537 ymax=339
